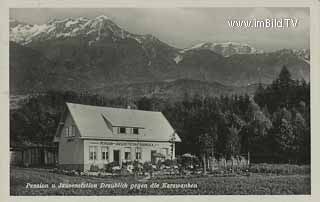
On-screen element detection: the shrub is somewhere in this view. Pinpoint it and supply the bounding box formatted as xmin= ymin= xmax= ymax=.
xmin=133 ymin=160 xmax=143 ymax=174
xmin=163 ymin=159 xmax=178 ymax=167
xmin=122 ymin=161 xmax=133 ymax=166
xmin=89 ymin=164 xmax=99 ymax=172
xmin=143 ymin=161 xmax=153 ymax=173
xmin=104 ymin=161 xmax=119 ymax=173
xmin=120 ymin=167 xmax=131 ymax=176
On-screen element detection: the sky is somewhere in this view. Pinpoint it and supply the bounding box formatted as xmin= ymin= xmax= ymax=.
xmin=10 ymin=8 xmax=309 ymax=51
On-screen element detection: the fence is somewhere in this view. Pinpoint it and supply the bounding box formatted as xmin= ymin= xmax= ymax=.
xmin=207 ymin=154 xmax=250 ymax=171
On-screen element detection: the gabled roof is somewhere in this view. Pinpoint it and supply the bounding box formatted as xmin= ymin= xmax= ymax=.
xmin=62 ymin=103 xmax=181 ymax=142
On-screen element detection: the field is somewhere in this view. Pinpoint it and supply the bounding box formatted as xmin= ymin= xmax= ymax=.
xmin=10 ymin=165 xmax=310 ymax=195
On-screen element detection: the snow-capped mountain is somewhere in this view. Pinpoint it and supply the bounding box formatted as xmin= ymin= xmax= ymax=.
xmin=9 ymin=16 xmax=309 ymax=96
xmin=180 ymin=42 xmax=263 ymax=57
xmin=172 ymin=41 xmax=264 ymax=64
xmin=10 ymin=15 xmax=152 ymax=46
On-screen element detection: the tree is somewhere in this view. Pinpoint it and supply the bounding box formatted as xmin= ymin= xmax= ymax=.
xmin=277 ymin=65 xmax=294 ymax=88
xmin=240 ymin=99 xmax=272 ymax=155
xmin=255 ymin=65 xmax=298 ymax=113
xmin=271 ymin=108 xmax=295 ymax=162
xmin=198 ymin=133 xmax=214 ymax=175
xmin=224 ymin=112 xmax=245 ymax=158
xmin=254 ymin=83 xmax=265 ymax=107
xmin=292 ymin=111 xmax=308 ymax=163
xmin=136 ymin=96 xmax=152 ymax=110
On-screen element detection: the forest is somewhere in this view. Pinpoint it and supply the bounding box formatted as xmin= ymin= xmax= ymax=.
xmin=10 ymin=66 xmax=310 ymax=164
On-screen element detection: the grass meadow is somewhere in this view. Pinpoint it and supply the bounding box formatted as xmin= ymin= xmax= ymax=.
xmin=10 ymin=165 xmax=310 ymax=195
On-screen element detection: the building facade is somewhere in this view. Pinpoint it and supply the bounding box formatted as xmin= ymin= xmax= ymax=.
xmin=54 ymin=103 xmax=181 ymax=171
xmin=10 ymin=144 xmax=58 ymax=167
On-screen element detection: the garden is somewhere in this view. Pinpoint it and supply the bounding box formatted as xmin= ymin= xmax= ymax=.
xmin=10 ymin=155 xmax=311 ymax=195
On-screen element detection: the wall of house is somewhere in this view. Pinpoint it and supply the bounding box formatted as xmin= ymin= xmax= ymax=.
xmin=58 ymin=113 xmax=84 ymax=171
xmin=83 ymin=139 xmax=174 ymax=171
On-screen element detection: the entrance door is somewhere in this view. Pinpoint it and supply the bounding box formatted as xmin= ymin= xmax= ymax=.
xmin=113 ymin=150 xmax=120 ymax=165
xmin=151 ymin=150 xmax=157 ymax=164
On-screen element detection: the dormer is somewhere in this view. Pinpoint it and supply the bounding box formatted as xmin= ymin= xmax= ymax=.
xmin=115 ymin=126 xmax=143 ymax=135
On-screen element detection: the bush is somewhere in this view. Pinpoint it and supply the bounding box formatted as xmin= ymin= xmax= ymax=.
xmin=122 ymin=161 xmax=133 ymax=166
xmin=89 ymin=164 xmax=99 ymax=172
xmin=143 ymin=161 xmax=153 ymax=173
xmin=104 ymin=161 xmax=119 ymax=173
xmin=122 ymin=161 xmax=134 ymax=174
xmin=163 ymin=159 xmax=178 ymax=167
xmin=133 ymin=160 xmax=143 ymax=174
xmin=120 ymin=167 xmax=131 ymax=176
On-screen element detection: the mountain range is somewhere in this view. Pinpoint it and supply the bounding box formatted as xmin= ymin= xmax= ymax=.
xmin=9 ymin=15 xmax=310 ymax=100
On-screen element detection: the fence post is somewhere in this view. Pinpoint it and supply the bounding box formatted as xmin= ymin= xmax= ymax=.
xmin=231 ymin=156 xmax=234 ymax=172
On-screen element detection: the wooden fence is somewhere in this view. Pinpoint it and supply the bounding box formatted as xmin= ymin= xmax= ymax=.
xmin=208 ymin=155 xmax=249 ymax=171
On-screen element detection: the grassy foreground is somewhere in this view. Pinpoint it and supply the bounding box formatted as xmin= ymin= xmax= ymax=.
xmin=10 ymin=166 xmax=310 ymax=195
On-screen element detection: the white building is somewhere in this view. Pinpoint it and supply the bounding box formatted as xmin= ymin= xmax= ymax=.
xmin=54 ymin=103 xmax=181 ymax=171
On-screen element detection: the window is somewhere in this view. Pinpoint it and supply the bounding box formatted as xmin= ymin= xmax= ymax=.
xmin=65 ymin=125 xmax=76 ymax=137
xmin=124 ymin=147 xmax=131 ymax=161
xmin=101 ymin=147 xmax=109 ymax=161
xmin=133 ymin=128 xmax=139 ymax=134
xmin=65 ymin=127 xmax=69 ymax=137
xmin=119 ymin=127 xmax=126 ymax=134
xmin=135 ymin=148 xmax=142 ymax=160
xmin=70 ymin=126 xmax=73 ymax=137
xmin=89 ymin=146 xmax=97 ymax=160
xmin=160 ymin=148 xmax=169 ymax=157
xmin=70 ymin=125 xmax=74 ymax=137
xmin=72 ymin=125 xmax=77 ymax=137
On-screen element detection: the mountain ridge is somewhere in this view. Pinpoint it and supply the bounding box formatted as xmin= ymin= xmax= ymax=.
xmin=9 ymin=16 xmax=310 ymax=100
xmin=10 ymin=16 xmax=309 ymax=59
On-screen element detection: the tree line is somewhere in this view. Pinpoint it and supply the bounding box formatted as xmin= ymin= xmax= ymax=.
xmin=10 ymin=66 xmax=310 ymax=164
